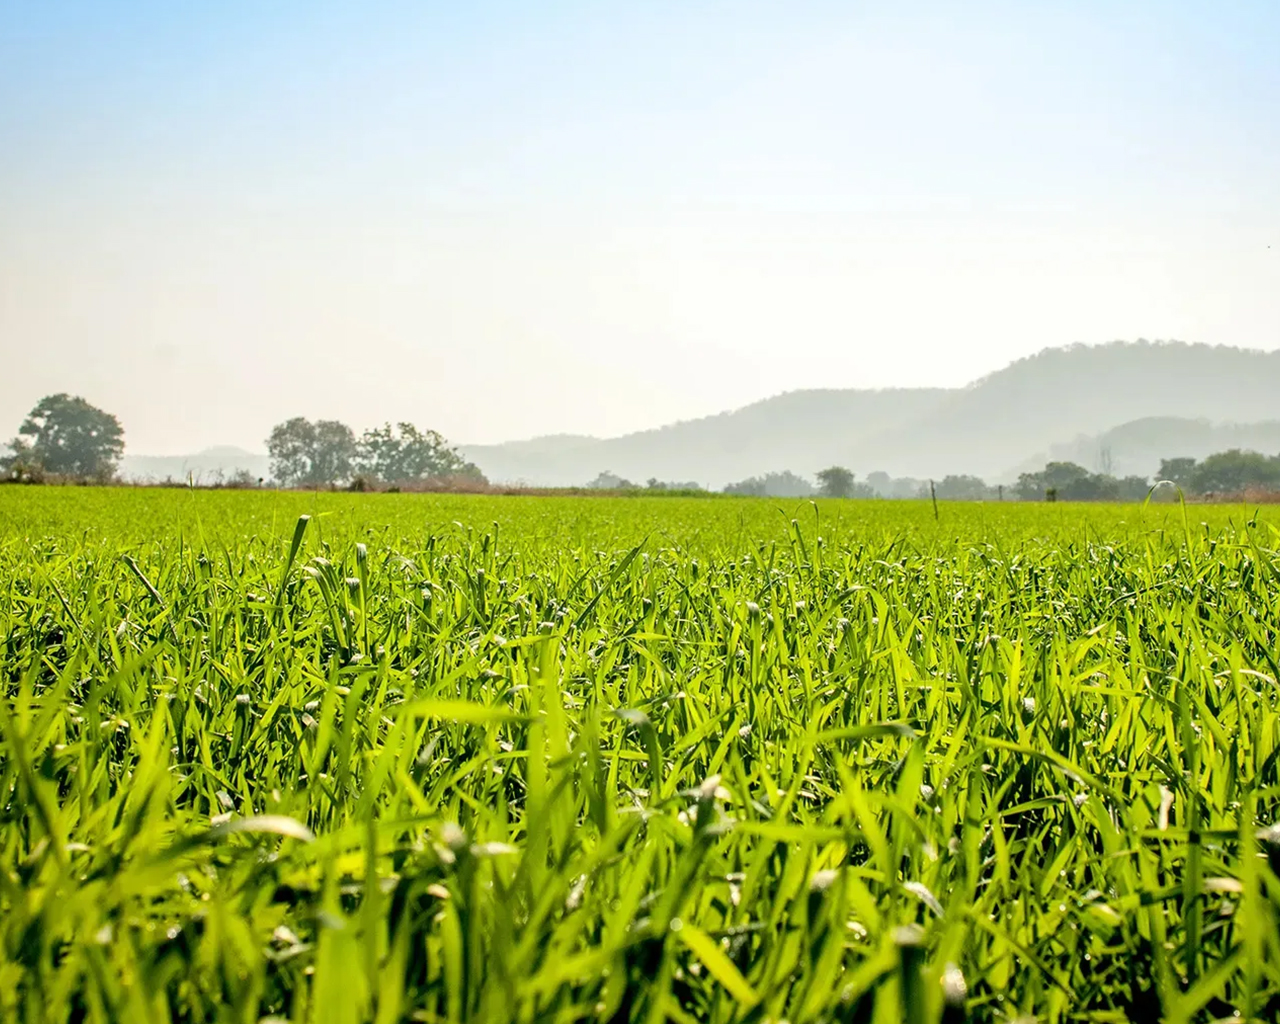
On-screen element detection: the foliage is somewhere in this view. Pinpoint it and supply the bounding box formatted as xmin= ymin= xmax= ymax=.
xmin=816 ymin=465 xmax=856 ymax=498
xmin=583 ymin=474 xmax=707 ymax=496
xmin=1153 ymin=450 xmax=1280 ymax=496
xmin=1117 ymin=474 xmax=1151 ymax=500
xmin=1 ymin=456 xmax=46 ymax=485
xmin=1016 ymin=461 xmax=1150 ymax=502
xmin=1187 ymin=450 xmax=1280 ymax=495
xmin=268 ymin=419 xmax=483 ymax=489
xmin=933 ymin=474 xmax=995 ymax=500
xmin=266 ymin=417 xmax=358 ymax=487
xmin=4 ymin=490 xmax=1280 ymax=1022
xmin=644 ymin=477 xmax=704 ymax=492
xmin=223 ymin=468 xmax=262 ymax=489
xmin=1159 ymin=456 xmax=1199 ymax=488
xmin=865 ymin=470 xmax=930 ymax=499
xmin=723 ymin=469 xmax=815 ymax=497
xmin=3 ymin=393 xmax=124 ymax=480
xmin=587 ymin=470 xmax=638 ymax=489
xmin=357 ymin=422 xmax=482 ymax=484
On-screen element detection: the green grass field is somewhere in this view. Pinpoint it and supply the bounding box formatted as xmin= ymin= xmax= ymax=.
xmin=4 ymin=487 xmax=1280 ymax=1023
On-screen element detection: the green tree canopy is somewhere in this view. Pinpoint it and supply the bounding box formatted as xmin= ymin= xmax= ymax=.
xmin=934 ymin=474 xmax=993 ymax=500
xmin=587 ymin=471 xmax=637 ymax=489
xmin=266 ymin=417 xmax=357 ymax=487
xmin=1157 ymin=456 xmax=1197 ymax=487
xmin=1016 ymin=461 xmax=1088 ymax=500
xmin=723 ymin=471 xmax=815 ymax=497
xmin=1014 ymin=462 xmax=1150 ymax=502
xmin=4 ymin=394 xmax=124 ymax=480
xmin=1187 ymin=449 xmax=1280 ymax=494
xmin=816 ymin=466 xmax=855 ymax=498
xmin=357 ymin=422 xmax=479 ymax=483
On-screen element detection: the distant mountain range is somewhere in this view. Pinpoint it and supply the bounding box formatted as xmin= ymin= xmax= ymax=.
xmin=459 ymin=388 xmax=949 ymax=489
xmin=460 ymin=341 xmax=1280 ymax=486
xmin=1027 ymin=417 xmax=1280 ymax=480
xmin=115 ymin=341 xmax=1280 ymax=488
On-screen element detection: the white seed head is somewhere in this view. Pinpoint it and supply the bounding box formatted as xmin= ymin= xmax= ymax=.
xmin=941 ymin=962 xmax=968 ymax=1006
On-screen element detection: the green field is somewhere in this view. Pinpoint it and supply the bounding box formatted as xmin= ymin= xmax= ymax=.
xmin=3 ymin=488 xmax=1280 ymax=1023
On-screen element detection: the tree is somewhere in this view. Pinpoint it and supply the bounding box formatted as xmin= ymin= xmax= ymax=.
xmin=312 ymin=420 xmax=358 ymax=484
xmin=864 ymin=471 xmax=929 ymax=499
xmin=723 ymin=471 xmax=814 ymax=497
xmin=864 ymin=471 xmax=891 ymax=496
xmin=1187 ymin=449 xmax=1280 ymax=494
xmin=266 ymin=417 xmax=314 ymax=486
xmin=1016 ymin=461 xmax=1091 ymax=501
xmin=723 ymin=476 xmax=767 ymax=496
xmin=816 ymin=466 xmax=855 ymax=498
xmin=587 ymin=471 xmax=637 ymax=489
xmin=934 ymin=474 xmax=993 ymax=500
xmin=1157 ymin=457 xmax=1197 ymax=487
xmin=266 ymin=417 xmax=357 ymax=487
xmin=1117 ymin=475 xmax=1152 ymax=501
xmin=356 ymin=422 xmax=479 ymax=483
xmin=4 ymin=394 xmax=124 ymax=480
xmin=1015 ymin=461 xmax=1150 ymax=502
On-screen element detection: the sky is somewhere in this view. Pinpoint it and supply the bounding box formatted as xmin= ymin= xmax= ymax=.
xmin=2 ymin=1 xmax=1278 ymax=454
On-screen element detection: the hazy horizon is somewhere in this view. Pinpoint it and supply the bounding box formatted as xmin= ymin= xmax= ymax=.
xmin=42 ymin=339 xmax=1280 ymax=458
xmin=4 ymin=2 xmax=1279 ymax=455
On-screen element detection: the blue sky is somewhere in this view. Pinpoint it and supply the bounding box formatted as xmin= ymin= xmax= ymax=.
xmin=2 ymin=1 xmax=1278 ymax=452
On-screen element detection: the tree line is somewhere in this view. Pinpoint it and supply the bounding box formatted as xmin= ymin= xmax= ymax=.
xmin=1012 ymin=451 xmax=1280 ymax=501
xmin=265 ymin=417 xmax=484 ymax=488
xmin=0 ymin=394 xmax=484 ymax=489
xmin=599 ymin=454 xmax=1280 ymax=502
xmin=1156 ymin=450 xmax=1280 ymax=495
xmin=6 ymin=393 xmax=1280 ymax=498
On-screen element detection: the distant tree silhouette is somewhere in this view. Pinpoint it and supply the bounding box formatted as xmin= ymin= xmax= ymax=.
xmin=1116 ymin=475 xmax=1152 ymax=501
xmin=267 ymin=417 xmax=357 ymax=487
xmin=4 ymin=393 xmax=124 ymax=480
xmin=1016 ymin=461 xmax=1151 ymax=502
xmin=934 ymin=474 xmax=993 ymax=500
xmin=1187 ymin=449 xmax=1280 ymax=493
xmin=816 ymin=466 xmax=855 ymax=498
xmin=864 ymin=471 xmax=929 ymax=499
xmin=357 ymin=422 xmax=480 ymax=483
xmin=1157 ymin=457 xmax=1198 ymax=487
xmin=587 ymin=471 xmax=637 ymax=489
xmin=724 ymin=471 xmax=814 ymax=497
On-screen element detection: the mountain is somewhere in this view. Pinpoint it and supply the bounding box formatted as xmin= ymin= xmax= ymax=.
xmin=107 ymin=342 xmax=1280 ymax=490
xmin=460 ymin=388 xmax=949 ymax=488
xmin=863 ymin=341 xmax=1280 ymax=480
xmin=462 ymin=341 xmax=1280 ymax=487
xmin=1020 ymin=416 xmax=1280 ymax=480
xmin=119 ymin=446 xmax=270 ymax=483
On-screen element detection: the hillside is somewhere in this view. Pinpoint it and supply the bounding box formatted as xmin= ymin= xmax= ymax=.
xmin=462 ymin=341 xmax=1280 ymax=487
xmin=1019 ymin=416 xmax=1280 ymax=480
xmin=860 ymin=341 xmax=1280 ymax=480
xmin=460 ymin=388 xmax=949 ymax=488
xmin=110 ymin=342 xmax=1280 ymax=489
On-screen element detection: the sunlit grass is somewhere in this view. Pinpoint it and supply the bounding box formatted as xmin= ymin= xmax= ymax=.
xmin=3 ymin=488 xmax=1280 ymax=1022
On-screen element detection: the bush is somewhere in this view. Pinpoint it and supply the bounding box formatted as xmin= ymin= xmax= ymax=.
xmin=2 ymin=459 xmax=46 ymax=485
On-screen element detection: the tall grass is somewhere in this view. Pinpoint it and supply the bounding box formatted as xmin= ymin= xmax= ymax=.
xmin=2 ymin=488 xmax=1280 ymax=1022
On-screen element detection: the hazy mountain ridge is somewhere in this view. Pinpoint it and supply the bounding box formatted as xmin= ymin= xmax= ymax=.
xmin=863 ymin=341 xmax=1280 ymax=480
xmin=460 ymin=388 xmax=949 ymax=488
xmin=115 ymin=342 xmax=1280 ymax=489
xmin=462 ymin=341 xmax=1280 ymax=486
xmin=1017 ymin=417 xmax=1280 ymax=480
